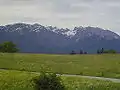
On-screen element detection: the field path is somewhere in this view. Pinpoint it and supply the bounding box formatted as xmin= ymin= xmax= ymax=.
xmin=0 ymin=68 xmax=120 ymax=83
xmin=60 ymin=74 xmax=120 ymax=83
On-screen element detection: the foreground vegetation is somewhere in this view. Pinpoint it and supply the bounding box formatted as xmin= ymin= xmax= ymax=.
xmin=0 ymin=53 xmax=120 ymax=78
xmin=0 ymin=69 xmax=120 ymax=90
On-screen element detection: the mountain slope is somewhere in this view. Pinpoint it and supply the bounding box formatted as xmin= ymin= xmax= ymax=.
xmin=0 ymin=23 xmax=120 ymax=53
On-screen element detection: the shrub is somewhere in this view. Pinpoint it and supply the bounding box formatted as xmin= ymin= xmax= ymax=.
xmin=104 ymin=49 xmax=117 ymax=54
xmin=33 ymin=72 xmax=66 ymax=90
xmin=0 ymin=41 xmax=19 ymax=53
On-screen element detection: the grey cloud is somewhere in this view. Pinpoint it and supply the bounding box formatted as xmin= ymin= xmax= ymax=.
xmin=0 ymin=0 xmax=120 ymax=34
xmin=0 ymin=0 xmax=38 ymax=6
xmin=99 ymin=0 xmax=120 ymax=2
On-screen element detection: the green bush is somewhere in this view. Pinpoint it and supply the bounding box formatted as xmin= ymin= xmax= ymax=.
xmin=33 ymin=72 xmax=66 ymax=90
xmin=0 ymin=41 xmax=19 ymax=53
xmin=104 ymin=49 xmax=117 ymax=54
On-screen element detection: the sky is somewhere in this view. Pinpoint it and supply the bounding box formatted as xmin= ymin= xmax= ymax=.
xmin=0 ymin=0 xmax=120 ymax=34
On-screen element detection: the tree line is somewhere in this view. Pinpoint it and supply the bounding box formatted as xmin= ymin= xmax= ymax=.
xmin=0 ymin=41 xmax=118 ymax=54
xmin=70 ymin=48 xmax=117 ymax=55
xmin=70 ymin=50 xmax=88 ymax=55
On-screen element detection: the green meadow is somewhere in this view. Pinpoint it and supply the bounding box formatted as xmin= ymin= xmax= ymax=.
xmin=0 ymin=53 xmax=120 ymax=90
xmin=0 ymin=53 xmax=120 ymax=78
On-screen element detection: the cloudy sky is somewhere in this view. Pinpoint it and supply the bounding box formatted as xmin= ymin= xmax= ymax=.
xmin=0 ymin=0 xmax=120 ymax=34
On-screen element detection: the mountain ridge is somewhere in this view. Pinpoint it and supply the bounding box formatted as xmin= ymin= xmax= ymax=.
xmin=0 ymin=23 xmax=120 ymax=53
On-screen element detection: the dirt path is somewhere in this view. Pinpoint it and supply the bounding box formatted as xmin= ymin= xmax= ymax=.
xmin=60 ymin=74 xmax=120 ymax=83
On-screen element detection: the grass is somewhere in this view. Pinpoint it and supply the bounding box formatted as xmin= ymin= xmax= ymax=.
xmin=0 ymin=53 xmax=120 ymax=78
xmin=0 ymin=69 xmax=35 ymax=90
xmin=1 ymin=53 xmax=120 ymax=90
xmin=0 ymin=69 xmax=120 ymax=90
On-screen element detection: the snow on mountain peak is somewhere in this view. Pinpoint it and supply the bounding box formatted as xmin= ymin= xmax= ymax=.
xmin=0 ymin=23 xmax=120 ymax=40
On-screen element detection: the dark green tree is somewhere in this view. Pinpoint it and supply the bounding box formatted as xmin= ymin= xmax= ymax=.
xmin=101 ymin=48 xmax=104 ymax=53
xmin=0 ymin=41 xmax=19 ymax=53
xmin=97 ymin=48 xmax=104 ymax=54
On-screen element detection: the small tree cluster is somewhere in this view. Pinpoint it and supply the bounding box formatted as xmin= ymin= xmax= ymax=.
xmin=0 ymin=41 xmax=19 ymax=53
xmin=97 ymin=48 xmax=104 ymax=54
xmin=79 ymin=50 xmax=87 ymax=54
xmin=33 ymin=72 xmax=65 ymax=90
xmin=70 ymin=50 xmax=88 ymax=55
xmin=97 ymin=48 xmax=117 ymax=54
xmin=70 ymin=50 xmax=76 ymax=55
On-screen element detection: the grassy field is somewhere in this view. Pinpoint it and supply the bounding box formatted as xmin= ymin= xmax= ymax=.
xmin=0 ymin=53 xmax=120 ymax=79
xmin=0 ymin=69 xmax=120 ymax=90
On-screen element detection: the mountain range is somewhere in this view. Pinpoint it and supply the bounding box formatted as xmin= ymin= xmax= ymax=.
xmin=0 ymin=23 xmax=120 ymax=54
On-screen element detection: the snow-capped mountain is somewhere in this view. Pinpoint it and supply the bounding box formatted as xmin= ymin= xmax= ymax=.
xmin=0 ymin=23 xmax=120 ymax=53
